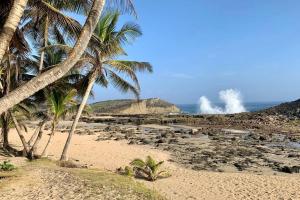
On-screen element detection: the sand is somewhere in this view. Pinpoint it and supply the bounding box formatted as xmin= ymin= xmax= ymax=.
xmin=3 ymin=128 xmax=300 ymax=200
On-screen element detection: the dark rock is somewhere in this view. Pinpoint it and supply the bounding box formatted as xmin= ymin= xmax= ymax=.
xmin=168 ymin=138 xmax=178 ymax=144
xmin=140 ymin=138 xmax=151 ymax=144
xmin=288 ymin=153 xmax=300 ymax=158
xmin=128 ymin=140 xmax=136 ymax=145
xmin=280 ymin=166 xmax=300 ymax=173
xmin=259 ymin=135 xmax=267 ymax=141
xmin=234 ymin=162 xmax=248 ymax=171
xmin=181 ymin=134 xmax=191 ymax=139
xmin=156 ymin=139 xmax=167 ymax=144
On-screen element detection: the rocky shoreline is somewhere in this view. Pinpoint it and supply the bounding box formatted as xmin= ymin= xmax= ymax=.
xmin=38 ymin=112 xmax=300 ymax=175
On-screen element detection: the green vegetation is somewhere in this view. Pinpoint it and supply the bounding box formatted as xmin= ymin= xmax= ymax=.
xmin=6 ymin=159 xmax=165 ymax=200
xmin=0 ymin=161 xmax=15 ymax=171
xmin=41 ymin=88 xmax=77 ymax=157
xmin=91 ymin=98 xmax=177 ymax=113
xmin=91 ymin=99 xmax=140 ymax=113
xmin=60 ymin=11 xmax=152 ymax=161
xmin=0 ymin=1 xmax=159 ymax=198
xmin=0 ymin=1 xmax=152 ymax=162
xmin=73 ymin=169 xmax=165 ymax=199
xmin=119 ymin=156 xmax=170 ymax=182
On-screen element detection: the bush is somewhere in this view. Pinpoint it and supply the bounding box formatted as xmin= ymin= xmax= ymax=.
xmin=0 ymin=161 xmax=15 ymax=171
xmin=118 ymin=156 xmax=170 ymax=181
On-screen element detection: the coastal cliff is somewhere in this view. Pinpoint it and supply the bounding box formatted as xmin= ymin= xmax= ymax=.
xmin=91 ymin=98 xmax=180 ymax=114
xmin=262 ymin=99 xmax=300 ymax=119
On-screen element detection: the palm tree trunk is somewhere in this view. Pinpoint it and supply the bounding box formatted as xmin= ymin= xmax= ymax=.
xmin=1 ymin=113 xmax=9 ymax=149
xmin=38 ymin=15 xmax=49 ymax=73
xmin=28 ymin=120 xmax=47 ymax=159
xmin=1 ymin=52 xmax=11 ymax=149
xmin=0 ymin=0 xmax=28 ymax=62
xmin=9 ymin=111 xmax=29 ymax=155
xmin=28 ymin=125 xmax=40 ymax=147
xmin=41 ymin=120 xmax=56 ymax=157
xmin=0 ymin=0 xmax=106 ymax=115
xmin=60 ymin=69 xmax=98 ymax=161
xmin=0 ymin=112 xmax=20 ymax=156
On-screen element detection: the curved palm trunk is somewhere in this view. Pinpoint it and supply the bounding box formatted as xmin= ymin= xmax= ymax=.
xmin=9 ymin=111 xmax=29 ymax=155
xmin=38 ymin=15 xmax=49 ymax=73
xmin=41 ymin=120 xmax=56 ymax=157
xmin=60 ymin=70 xmax=98 ymax=161
xmin=0 ymin=0 xmax=28 ymax=62
xmin=28 ymin=120 xmax=47 ymax=159
xmin=0 ymin=0 xmax=106 ymax=115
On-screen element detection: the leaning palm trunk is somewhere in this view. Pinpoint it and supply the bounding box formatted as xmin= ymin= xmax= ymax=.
xmin=28 ymin=126 xmax=40 ymax=146
xmin=28 ymin=120 xmax=47 ymax=159
xmin=41 ymin=120 xmax=56 ymax=157
xmin=0 ymin=0 xmax=28 ymax=62
xmin=60 ymin=69 xmax=98 ymax=161
xmin=9 ymin=111 xmax=29 ymax=155
xmin=0 ymin=0 xmax=106 ymax=115
xmin=38 ymin=15 xmax=49 ymax=73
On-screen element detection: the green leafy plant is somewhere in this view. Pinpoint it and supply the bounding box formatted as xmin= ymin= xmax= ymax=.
xmin=130 ymin=156 xmax=170 ymax=181
xmin=0 ymin=161 xmax=15 ymax=171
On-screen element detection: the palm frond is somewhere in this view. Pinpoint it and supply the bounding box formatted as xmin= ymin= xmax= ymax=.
xmin=106 ymin=0 xmax=137 ymax=17
xmin=130 ymin=158 xmax=145 ymax=167
xmin=107 ymin=69 xmax=140 ymax=98
xmin=105 ymin=60 xmax=153 ymax=72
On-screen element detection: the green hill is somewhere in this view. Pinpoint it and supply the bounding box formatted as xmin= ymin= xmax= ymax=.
xmin=91 ymin=98 xmax=180 ymax=114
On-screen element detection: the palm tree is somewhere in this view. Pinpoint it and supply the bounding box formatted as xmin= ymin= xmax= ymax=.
xmin=0 ymin=0 xmax=140 ymax=115
xmin=23 ymin=0 xmax=90 ymax=73
xmin=130 ymin=156 xmax=167 ymax=181
xmin=0 ymin=0 xmax=29 ymax=62
xmin=27 ymin=115 xmax=49 ymax=159
xmin=60 ymin=12 xmax=153 ymax=161
xmin=9 ymin=110 xmax=30 ymax=155
xmin=0 ymin=34 xmax=31 ymax=153
xmin=41 ymin=88 xmax=77 ymax=157
xmin=0 ymin=0 xmax=106 ymax=115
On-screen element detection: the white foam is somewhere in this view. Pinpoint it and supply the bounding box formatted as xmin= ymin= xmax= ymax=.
xmin=199 ymin=89 xmax=247 ymax=114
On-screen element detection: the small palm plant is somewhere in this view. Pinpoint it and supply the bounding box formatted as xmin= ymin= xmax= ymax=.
xmin=41 ymin=88 xmax=77 ymax=157
xmin=0 ymin=160 xmax=15 ymax=171
xmin=130 ymin=156 xmax=169 ymax=181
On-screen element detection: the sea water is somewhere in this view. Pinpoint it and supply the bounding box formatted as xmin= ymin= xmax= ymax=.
xmin=177 ymin=102 xmax=281 ymax=114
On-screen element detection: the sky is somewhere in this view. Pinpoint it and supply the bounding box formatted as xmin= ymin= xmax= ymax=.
xmin=78 ymin=0 xmax=300 ymax=104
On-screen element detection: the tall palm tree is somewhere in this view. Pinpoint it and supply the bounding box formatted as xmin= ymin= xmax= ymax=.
xmin=0 ymin=33 xmax=31 ymax=153
xmin=0 ymin=0 xmax=106 ymax=115
xmin=0 ymin=0 xmax=140 ymax=115
xmin=41 ymin=88 xmax=77 ymax=157
xmin=60 ymin=12 xmax=153 ymax=161
xmin=0 ymin=0 xmax=29 ymax=62
xmin=23 ymin=0 xmax=90 ymax=73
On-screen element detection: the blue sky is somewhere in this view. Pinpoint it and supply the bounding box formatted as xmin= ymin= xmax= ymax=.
xmin=78 ymin=0 xmax=300 ymax=104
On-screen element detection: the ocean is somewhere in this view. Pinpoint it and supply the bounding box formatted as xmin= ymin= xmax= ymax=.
xmin=177 ymin=102 xmax=281 ymax=114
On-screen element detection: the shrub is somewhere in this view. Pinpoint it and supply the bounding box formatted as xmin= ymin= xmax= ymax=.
xmin=0 ymin=161 xmax=15 ymax=171
xmin=130 ymin=156 xmax=170 ymax=181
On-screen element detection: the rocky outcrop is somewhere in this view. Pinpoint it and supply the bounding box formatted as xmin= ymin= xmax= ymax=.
xmin=262 ymin=99 xmax=300 ymax=119
xmin=91 ymin=98 xmax=180 ymax=115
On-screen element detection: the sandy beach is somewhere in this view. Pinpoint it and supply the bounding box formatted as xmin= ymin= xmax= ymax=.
xmin=2 ymin=128 xmax=299 ymax=200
